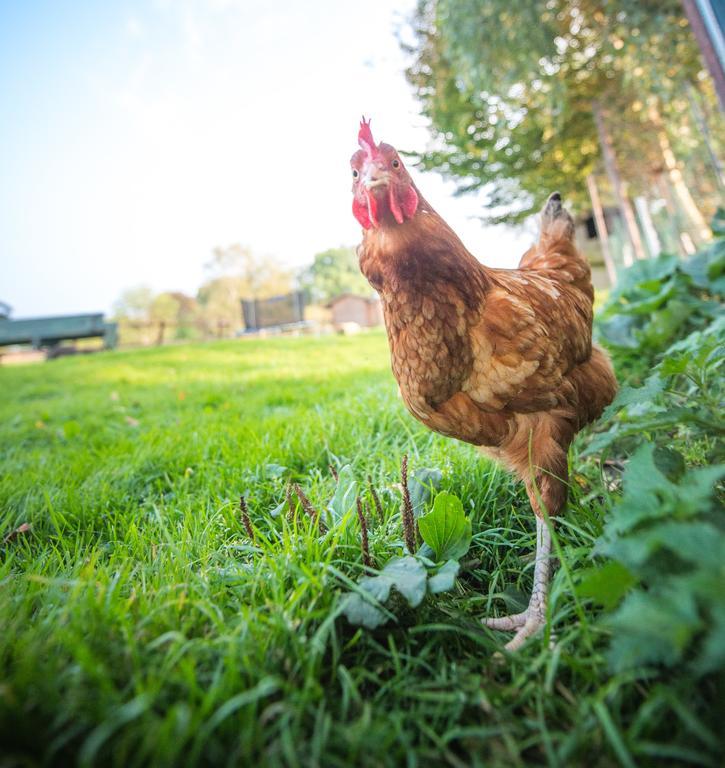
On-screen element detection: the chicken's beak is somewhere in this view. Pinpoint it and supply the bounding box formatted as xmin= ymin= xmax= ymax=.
xmin=362 ymin=162 xmax=390 ymax=190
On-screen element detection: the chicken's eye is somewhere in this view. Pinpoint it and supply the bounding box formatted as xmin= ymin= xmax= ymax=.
xmin=392 ymin=159 xmax=400 ymax=169
xmin=352 ymin=169 xmax=359 ymax=179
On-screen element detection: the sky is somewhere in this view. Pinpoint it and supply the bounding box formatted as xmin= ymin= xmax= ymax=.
xmin=0 ymin=0 xmax=531 ymax=319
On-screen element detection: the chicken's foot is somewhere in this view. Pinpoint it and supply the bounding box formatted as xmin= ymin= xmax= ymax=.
xmin=483 ymin=516 xmax=552 ymax=651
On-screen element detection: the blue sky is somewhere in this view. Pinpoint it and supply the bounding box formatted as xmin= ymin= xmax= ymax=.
xmin=0 ymin=0 xmax=529 ymax=318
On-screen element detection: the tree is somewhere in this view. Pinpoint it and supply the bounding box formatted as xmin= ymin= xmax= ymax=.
xmin=112 ymin=285 xmax=154 ymax=322
xmin=405 ymin=0 xmax=721 ymax=263
xmin=197 ymin=276 xmax=250 ymax=335
xmin=197 ymin=245 xmax=293 ymax=336
xmin=148 ymin=292 xmax=200 ymax=343
xmin=298 ymin=247 xmax=370 ymax=303
xmin=204 ymin=244 xmax=292 ymax=298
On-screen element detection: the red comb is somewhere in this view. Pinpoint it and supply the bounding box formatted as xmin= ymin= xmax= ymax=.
xmin=358 ymin=116 xmax=377 ymax=155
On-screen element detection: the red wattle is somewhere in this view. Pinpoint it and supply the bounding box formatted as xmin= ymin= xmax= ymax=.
xmin=388 ymin=186 xmax=404 ymax=224
xmin=400 ymin=185 xmax=419 ymax=220
xmin=389 ymin=185 xmax=419 ymax=224
xmin=365 ymin=188 xmax=379 ymax=227
xmin=352 ymin=198 xmax=372 ymax=229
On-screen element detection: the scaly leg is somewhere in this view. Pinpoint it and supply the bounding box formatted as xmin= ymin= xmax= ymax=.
xmin=483 ymin=516 xmax=552 ymax=651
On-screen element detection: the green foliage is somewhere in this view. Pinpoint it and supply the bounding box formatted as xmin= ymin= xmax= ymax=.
xmin=298 ymin=246 xmax=370 ymax=304
xmin=418 ymin=490 xmax=472 ymax=561
xmin=427 ymin=559 xmax=461 ymax=594
xmin=584 ymin=220 xmax=724 ymax=685
xmin=341 ymin=556 xmax=428 ymax=629
xmin=405 ymin=1 xmax=719 ymax=223
xmin=594 ymin=444 xmax=725 ymax=673
xmin=342 ymin=489 xmax=472 ymax=629
xmin=596 ymin=231 xmax=724 ymax=379
xmin=406 ymin=466 xmax=443 ymax=517
xmin=326 ymin=464 xmax=358 ymax=524
xmin=586 ymin=315 xmax=724 ymax=458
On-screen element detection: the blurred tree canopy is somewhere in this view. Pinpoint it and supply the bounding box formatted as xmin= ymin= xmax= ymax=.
xmin=405 ymin=0 xmax=723 ymax=233
xmin=298 ymin=246 xmax=370 ymax=303
xmin=112 ymin=285 xmax=155 ymax=322
xmin=197 ymin=244 xmax=293 ymax=333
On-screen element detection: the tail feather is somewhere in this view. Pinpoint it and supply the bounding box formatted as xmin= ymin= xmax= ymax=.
xmin=541 ymin=191 xmax=574 ymax=238
xmin=567 ymin=344 xmax=618 ymax=428
xmin=518 ymin=192 xmax=590 ymax=294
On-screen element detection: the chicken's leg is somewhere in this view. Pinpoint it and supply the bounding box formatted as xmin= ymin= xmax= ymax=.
xmin=483 ymin=516 xmax=552 ymax=651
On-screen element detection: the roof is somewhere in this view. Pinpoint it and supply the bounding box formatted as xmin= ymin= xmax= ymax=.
xmin=325 ymin=292 xmax=380 ymax=308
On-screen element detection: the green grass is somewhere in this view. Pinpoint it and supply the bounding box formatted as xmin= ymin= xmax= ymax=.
xmin=0 ymin=333 xmax=720 ymax=767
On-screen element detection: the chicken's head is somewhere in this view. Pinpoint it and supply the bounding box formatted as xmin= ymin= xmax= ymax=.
xmin=351 ymin=117 xmax=419 ymax=229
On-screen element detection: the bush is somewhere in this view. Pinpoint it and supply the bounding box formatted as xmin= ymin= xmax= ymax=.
xmin=582 ymin=211 xmax=724 ymax=681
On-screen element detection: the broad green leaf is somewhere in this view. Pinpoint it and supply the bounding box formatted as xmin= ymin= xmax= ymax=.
xmin=263 ymin=463 xmax=287 ymax=479
xmin=418 ymin=491 xmax=472 ymax=562
xmin=342 ymin=556 xmax=428 ymax=628
xmin=612 ymin=253 xmax=678 ymax=293
xmin=597 ymin=315 xmax=639 ymax=349
xmin=341 ymin=589 xmax=389 ymax=630
xmin=327 ymin=464 xmax=358 ymax=524
xmin=606 ymin=589 xmax=701 ymax=672
xmin=341 ymin=571 xmax=396 ymax=629
xmin=652 ymin=447 xmax=685 ymax=481
xmin=600 ymin=375 xmax=665 ymax=422
xmin=269 ymin=499 xmax=286 ymax=518
xmin=697 ymin=604 xmax=725 ymax=674
xmin=600 ymin=521 xmax=725 ymax=571
xmin=636 ymin=301 xmax=694 ymax=349
xmin=428 ymin=559 xmax=461 ymax=595
xmin=407 ymin=467 xmax=443 ymax=517
xmin=379 ymin=556 xmax=428 ymax=607
xmin=577 ymin=562 xmax=636 ymax=610
xmin=595 ymin=443 xmax=674 ymax=536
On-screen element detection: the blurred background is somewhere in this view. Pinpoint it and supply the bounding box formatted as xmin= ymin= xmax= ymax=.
xmin=1 ymin=0 xmax=723 ymax=356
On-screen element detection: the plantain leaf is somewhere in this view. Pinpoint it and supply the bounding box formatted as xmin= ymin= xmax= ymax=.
xmin=341 ymin=575 xmax=393 ymax=629
xmin=407 ymin=467 xmax=443 ymax=517
xmin=418 ymin=491 xmax=472 ymax=562
xmin=379 ymin=556 xmax=428 ymax=607
xmin=327 ymin=464 xmax=358 ymax=524
xmin=428 ymin=559 xmax=461 ymax=595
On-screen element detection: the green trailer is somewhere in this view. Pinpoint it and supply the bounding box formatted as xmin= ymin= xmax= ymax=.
xmin=0 ymin=313 xmax=118 ymax=354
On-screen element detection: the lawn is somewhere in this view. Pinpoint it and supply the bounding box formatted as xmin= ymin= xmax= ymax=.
xmin=0 ymin=331 xmax=721 ymax=767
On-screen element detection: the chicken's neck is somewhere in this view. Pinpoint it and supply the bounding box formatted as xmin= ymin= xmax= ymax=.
xmin=359 ymin=193 xmax=490 ymax=309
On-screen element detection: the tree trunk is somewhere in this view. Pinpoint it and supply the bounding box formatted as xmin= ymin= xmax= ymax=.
xmin=681 ymin=0 xmax=725 ymax=112
xmin=686 ymin=81 xmax=725 ymax=191
xmin=592 ymin=101 xmax=647 ymax=264
xmin=634 ymin=197 xmax=662 ymax=258
xmin=653 ymin=173 xmax=690 ymax=257
xmin=648 ymin=104 xmax=711 ymax=245
xmin=585 ymin=174 xmax=617 ymax=285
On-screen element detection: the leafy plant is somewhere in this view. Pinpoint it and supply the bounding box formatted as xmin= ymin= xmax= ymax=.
xmin=417 ymin=490 xmax=472 ymax=561
xmin=579 ymin=444 xmax=725 ymax=674
xmin=582 ymin=215 xmax=725 ymax=684
xmin=342 ymin=488 xmax=472 ymax=628
xmin=596 ymin=223 xmax=724 ymax=381
xmin=586 ymin=314 xmax=724 ymax=460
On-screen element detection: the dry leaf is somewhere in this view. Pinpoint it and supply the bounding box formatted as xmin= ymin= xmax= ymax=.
xmin=3 ymin=523 xmax=31 ymax=544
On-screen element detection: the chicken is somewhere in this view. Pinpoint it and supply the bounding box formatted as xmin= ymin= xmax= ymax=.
xmin=351 ymin=118 xmax=618 ymax=650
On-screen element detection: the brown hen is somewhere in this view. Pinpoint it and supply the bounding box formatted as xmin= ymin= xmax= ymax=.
xmin=351 ymin=118 xmax=617 ymax=650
